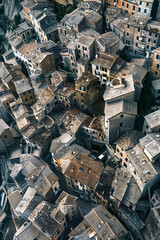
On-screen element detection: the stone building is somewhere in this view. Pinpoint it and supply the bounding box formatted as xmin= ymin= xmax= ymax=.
xmin=116 ymin=130 xmax=143 ymax=169
xmin=145 ymin=206 xmax=160 ymax=240
xmin=75 ymin=72 xmax=99 ymax=113
xmin=14 ymin=79 xmax=36 ymax=105
xmin=127 ymin=143 xmax=160 ymax=196
xmin=9 ymin=37 xmax=55 ymax=75
xmin=56 ymin=191 xmax=79 ymax=222
xmin=123 ymin=13 xmax=160 ymax=56
xmin=58 ymin=8 xmax=102 ymax=44
xmin=21 ymin=0 xmax=54 ymax=22
xmin=30 ymin=8 xmax=59 ymax=42
xmin=0 ymin=119 xmax=15 ymax=147
xmin=91 ymin=52 xmax=125 ymax=86
xmin=69 ymin=204 xmax=131 ymax=240
xmin=142 ymin=109 xmax=160 ymax=135
xmin=104 ymin=99 xmax=137 ymax=143
xmin=64 ymin=153 xmax=104 ymax=204
xmin=107 ymin=0 xmax=154 ymax=18
xmin=14 ymin=22 xmax=36 ymax=42
xmin=151 ymin=47 xmax=160 ymax=78
xmin=95 ymin=31 xmax=125 ymax=55
xmin=28 ymin=201 xmax=66 ymax=240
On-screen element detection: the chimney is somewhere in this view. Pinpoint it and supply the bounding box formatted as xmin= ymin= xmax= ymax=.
xmin=44 ymin=8 xmax=47 ymax=15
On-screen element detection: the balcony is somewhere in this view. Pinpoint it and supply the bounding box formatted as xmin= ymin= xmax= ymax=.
xmin=137 ymin=46 xmax=145 ymax=52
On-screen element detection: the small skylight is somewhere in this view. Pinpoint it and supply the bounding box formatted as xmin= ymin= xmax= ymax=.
xmin=97 ymin=224 xmax=101 ymax=229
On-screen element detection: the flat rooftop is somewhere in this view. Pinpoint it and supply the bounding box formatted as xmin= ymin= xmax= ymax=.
xmin=17 ymin=39 xmax=37 ymax=57
xmin=103 ymin=75 xmax=135 ymax=102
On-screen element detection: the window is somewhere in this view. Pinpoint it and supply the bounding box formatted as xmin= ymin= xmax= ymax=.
xmin=72 ymin=62 xmax=74 ymax=66
xmin=137 ymin=36 xmax=139 ymax=40
xmin=157 ymin=64 xmax=159 ymax=69
xmin=97 ymin=48 xmax=99 ymax=52
xmin=155 ymin=33 xmax=157 ymax=37
xmin=136 ymin=43 xmax=138 ymax=47
xmin=71 ymin=56 xmax=73 ymax=60
xmin=125 ymin=10 xmax=128 ymax=14
xmin=64 ymin=30 xmax=67 ymax=35
xmin=81 ymin=99 xmax=84 ymax=102
xmin=120 ymin=152 xmax=123 ymax=157
xmin=78 ymin=45 xmax=80 ymax=48
xmin=127 ymin=32 xmax=129 ymax=37
xmin=80 ymin=86 xmax=85 ymax=91
xmin=96 ymin=65 xmax=99 ymax=70
xmin=98 ymin=225 xmax=102 ymax=229
xmin=119 ymin=123 xmax=123 ymax=127
xmin=149 ymin=32 xmax=152 ymax=36
xmin=146 ymin=2 xmax=149 ymax=6
xmin=125 ymin=158 xmax=128 ymax=162
xmin=117 ymin=148 xmax=119 ymax=153
xmin=134 ymin=170 xmax=136 ymax=175
xmin=81 ymin=93 xmax=83 ymax=96
xmin=140 ymin=1 xmax=142 ymax=4
xmin=154 ymin=40 xmax=156 ymax=44
xmin=156 ymin=54 xmax=160 ymax=59
xmin=133 ymin=5 xmax=135 ymax=10
xmin=30 ymin=96 xmax=33 ymax=99
xmin=122 ymin=2 xmax=124 ymax=6
xmin=23 ymin=92 xmax=26 ymax=96
xmin=120 ymin=114 xmax=124 ymax=118
xmin=147 ymin=45 xmax=149 ymax=49
xmin=148 ymin=38 xmax=151 ymax=42
xmin=138 ymin=7 xmax=141 ymax=12
xmin=4 ymin=135 xmax=7 ymax=139
xmin=126 ymin=40 xmax=130 ymax=45
xmin=83 ymin=46 xmax=87 ymax=51
xmin=155 ymin=71 xmax=158 ymax=76
xmin=25 ymin=98 xmax=28 ymax=101
xmin=152 ymin=198 xmax=156 ymax=204
xmin=138 ymin=28 xmax=140 ymax=32
xmin=78 ymin=50 xmax=81 ymax=54
xmin=123 ymin=163 xmax=127 ymax=168
xmin=69 ymin=49 xmax=72 ymax=54
xmin=127 ymin=3 xmax=129 ymax=8
xmin=60 ymin=29 xmax=62 ymax=33
xmin=144 ymin=9 xmax=147 ymax=13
